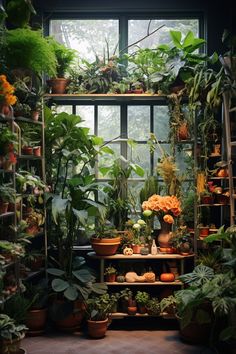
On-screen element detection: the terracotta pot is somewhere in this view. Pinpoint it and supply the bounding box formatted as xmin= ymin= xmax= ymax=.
xmin=25 ymin=225 xmax=39 ymax=235
xmin=201 ymin=195 xmax=214 ymax=204
xmin=87 ymin=318 xmax=108 ymax=338
xmin=127 ymin=306 xmax=137 ymax=315
xmin=0 ymin=104 xmax=11 ymax=116
xmin=54 ymin=300 xmax=86 ymax=332
xmin=215 ymin=194 xmax=229 ymax=205
xmin=26 ymin=308 xmax=47 ymax=335
xmin=0 ymin=201 xmax=9 ymax=214
xmin=33 ymin=146 xmax=41 ymax=157
xmin=90 ymin=237 xmax=121 ymax=256
xmin=2 ymin=160 xmax=13 ymax=171
xmin=22 ymin=146 xmax=33 ymax=155
xmin=158 ymin=221 xmax=172 ymax=247
xmin=0 ymin=335 xmax=24 ymax=354
xmin=31 ymin=111 xmax=40 ymax=121
xmin=138 ymin=304 xmax=146 ymax=314
xmin=132 ymin=244 xmax=143 ymax=254
xmin=199 ymin=227 xmax=210 ymax=237
xmin=47 ymin=78 xmax=70 ymax=94
xmin=105 ymin=273 xmax=116 ymax=282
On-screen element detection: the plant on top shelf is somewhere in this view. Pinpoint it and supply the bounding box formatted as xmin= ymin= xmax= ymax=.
xmin=46 ymin=37 xmax=76 ymax=94
xmin=169 ymin=225 xmax=193 ymax=255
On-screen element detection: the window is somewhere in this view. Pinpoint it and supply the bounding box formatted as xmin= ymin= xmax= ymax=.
xmin=49 ymin=15 xmax=201 ymax=206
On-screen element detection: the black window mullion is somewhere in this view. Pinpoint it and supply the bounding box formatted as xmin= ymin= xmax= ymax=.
xmin=150 ymin=104 xmax=154 ymax=175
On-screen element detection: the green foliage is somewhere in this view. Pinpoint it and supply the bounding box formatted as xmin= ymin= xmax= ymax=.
xmin=47 ymin=37 xmax=76 ymax=77
xmin=0 ymin=127 xmax=17 ymax=153
xmin=159 ymin=295 xmax=177 ymax=314
xmin=135 ymin=291 xmax=150 ymax=306
xmin=0 ymin=314 xmax=27 ymax=341
xmin=104 ymin=264 xmax=117 ymax=275
xmin=5 ymin=0 xmax=36 ymax=28
xmin=0 ymin=183 xmax=15 ymax=203
xmin=146 ymin=297 xmax=160 ymax=315
xmin=5 ymin=28 xmax=57 ymax=77
xmin=178 ymin=264 xmax=215 ymax=287
xmin=86 ymin=293 xmax=114 ymax=321
xmin=47 ymin=256 xmax=107 ymax=302
xmin=139 ymin=175 xmax=158 ymax=205
xmin=3 ymin=292 xmax=32 ymax=324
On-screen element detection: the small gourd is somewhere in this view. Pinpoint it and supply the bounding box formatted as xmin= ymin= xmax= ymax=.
xmin=116 ymin=275 xmax=125 ymax=283
xmin=140 ymin=247 xmax=149 ymax=255
xmin=123 ymin=247 xmax=133 ymax=256
xmin=160 ymin=273 xmax=175 ymax=282
xmin=143 ymin=271 xmax=156 ymax=282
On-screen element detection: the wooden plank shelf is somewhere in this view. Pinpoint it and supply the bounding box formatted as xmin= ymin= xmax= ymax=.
xmin=105 ymin=281 xmax=183 ymax=286
xmin=110 ymin=312 xmax=176 ymax=319
xmin=88 ymin=251 xmax=194 ymax=260
xmin=0 ymin=211 xmax=15 ymax=219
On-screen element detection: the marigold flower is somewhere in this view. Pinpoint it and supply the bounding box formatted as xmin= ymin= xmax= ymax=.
xmin=163 ymin=214 xmax=174 ymax=224
xmin=0 ymin=75 xmax=17 ymax=107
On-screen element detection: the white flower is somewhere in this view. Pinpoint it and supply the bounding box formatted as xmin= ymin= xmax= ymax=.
xmin=133 ymin=223 xmax=141 ymax=230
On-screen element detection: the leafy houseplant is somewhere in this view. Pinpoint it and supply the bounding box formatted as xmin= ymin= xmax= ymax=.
xmin=159 ymin=295 xmax=177 ymax=315
xmin=135 ymin=291 xmax=150 ymax=313
xmin=170 ymin=226 xmax=193 ymax=255
xmin=104 ymin=264 xmax=117 ymax=282
xmin=0 ymin=314 xmax=27 ymax=354
xmin=0 ymin=184 xmax=15 ymax=214
xmin=46 ymin=37 xmax=76 ymax=94
xmin=85 ymin=293 xmax=114 ymax=338
xmin=146 ymin=297 xmax=160 ymax=316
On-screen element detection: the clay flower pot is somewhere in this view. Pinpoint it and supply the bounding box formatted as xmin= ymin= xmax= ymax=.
xmin=0 ymin=201 xmax=9 ymax=214
xmin=31 ymin=111 xmax=40 ymax=121
xmin=22 ymin=146 xmax=33 ymax=155
xmin=33 ymin=146 xmax=41 ymax=157
xmin=26 ymin=308 xmax=48 ymax=335
xmin=90 ymin=236 xmax=121 ymax=256
xmin=105 ymin=273 xmax=116 ymax=282
xmin=87 ymin=318 xmax=108 ymax=338
xmin=47 ymin=78 xmax=70 ymax=94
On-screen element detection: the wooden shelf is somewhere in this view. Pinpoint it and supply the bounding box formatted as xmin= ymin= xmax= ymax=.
xmin=0 ymin=211 xmax=15 ymax=219
xmin=110 ymin=312 xmax=175 ymax=319
xmin=198 ymin=203 xmax=230 ymax=207
xmin=18 ymin=155 xmax=43 ymax=160
xmin=88 ymin=251 xmax=194 ymax=260
xmin=15 ymin=116 xmax=43 ymax=125
xmin=105 ymin=281 xmax=183 ymax=286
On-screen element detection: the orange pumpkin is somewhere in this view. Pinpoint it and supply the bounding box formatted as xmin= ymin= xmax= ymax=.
xmin=216 ymin=168 xmax=228 ymax=177
xmin=160 ymin=273 xmax=175 ymax=282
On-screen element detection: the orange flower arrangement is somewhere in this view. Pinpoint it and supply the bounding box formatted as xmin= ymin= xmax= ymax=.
xmin=0 ymin=75 xmax=17 ymax=106
xmin=142 ymin=194 xmax=181 ymax=224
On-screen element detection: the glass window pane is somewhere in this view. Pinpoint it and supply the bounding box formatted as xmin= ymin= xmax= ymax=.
xmin=97 ymin=143 xmax=120 ymax=179
xmin=128 ymin=19 xmax=199 ymax=52
xmin=128 ymin=106 xmax=150 ymax=141
xmin=128 ymin=181 xmax=144 ymax=212
xmin=55 ymin=105 xmax=73 ymax=114
xmin=76 ymin=106 xmax=94 ymax=134
xmin=98 ymin=106 xmax=120 ymax=141
xmin=154 ymin=106 xmax=169 ymax=142
xmin=128 ymin=143 xmax=150 ymax=176
xmin=50 ymin=19 xmax=119 ymax=62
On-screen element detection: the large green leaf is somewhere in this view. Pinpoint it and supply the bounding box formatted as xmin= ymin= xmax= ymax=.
xmin=130 ymin=163 xmax=145 ymax=177
xmin=52 ymin=196 xmax=69 ymax=224
xmin=64 ymin=286 xmax=78 ymax=301
xmin=73 ymin=269 xmax=93 ymax=283
xmin=75 ymin=284 xmax=90 ymax=300
xmin=52 ymin=279 xmax=69 ymax=292
xmin=72 ymin=208 xmax=88 ymax=225
xmin=91 ymin=282 xmax=108 ymax=295
xmin=169 ymin=30 xmax=182 ymax=49
xmin=178 ymin=265 xmax=214 ymax=287
xmin=47 ymin=268 xmax=65 ymax=276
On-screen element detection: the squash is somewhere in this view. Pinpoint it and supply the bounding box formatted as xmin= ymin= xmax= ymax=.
xmin=125 ymin=272 xmax=146 ymax=283
xmin=116 ymin=275 xmax=125 ymax=283
xmin=160 ymin=273 xmax=175 ymax=282
xmin=143 ymin=272 xmax=156 ymax=282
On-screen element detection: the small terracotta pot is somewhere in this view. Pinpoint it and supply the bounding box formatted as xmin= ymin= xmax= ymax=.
xmin=0 ymin=201 xmax=9 ymax=214
xmin=199 ymin=227 xmax=210 ymax=237
xmin=127 ymin=306 xmax=137 ymax=315
xmin=132 ymin=244 xmax=143 ymax=254
xmin=31 ymin=111 xmax=40 ymax=121
xmin=105 ymin=273 xmax=116 ymax=282
xmin=2 ymin=160 xmax=13 ymax=171
xmin=26 ymin=308 xmax=47 ymax=334
xmin=201 ymin=195 xmax=214 ymax=204
xmin=47 ymin=78 xmax=70 ymax=94
xmin=177 ymin=122 xmax=189 ymax=140
xmin=22 ymin=146 xmax=33 ymax=155
xmin=33 ymin=146 xmax=41 ymax=157
xmin=138 ymin=305 xmax=146 ymax=314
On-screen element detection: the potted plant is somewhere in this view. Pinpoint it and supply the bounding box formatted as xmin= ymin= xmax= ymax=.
xmin=46 ymin=37 xmax=76 ymax=94
xmin=119 ymin=288 xmax=133 ymax=313
xmin=24 ymin=281 xmax=48 ymax=335
xmin=47 ymin=256 xmax=107 ymax=332
xmin=0 ymin=314 xmax=27 ymax=354
xmin=0 ymin=127 xmax=18 ymax=170
xmin=90 ymin=220 xmax=121 ymax=256
xmin=0 ymin=184 xmax=15 ymax=214
xmin=5 ymin=28 xmax=57 ymax=79
xmin=170 ymin=226 xmax=193 ymax=255
xmin=159 ymin=295 xmax=177 ymax=316
xmin=104 ymin=264 xmax=117 ymax=282
xmin=146 ymin=297 xmax=160 ymax=316
xmin=135 ymin=291 xmax=150 ymax=314
xmin=85 ymin=293 xmax=114 ymax=338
